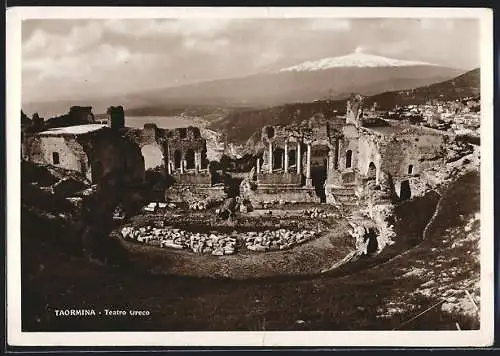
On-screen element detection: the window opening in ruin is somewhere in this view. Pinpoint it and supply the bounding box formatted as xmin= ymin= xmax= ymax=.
xmin=185 ymin=149 xmax=195 ymax=169
xmin=273 ymin=148 xmax=284 ymax=170
xmin=367 ymin=162 xmax=376 ymax=179
xmin=179 ymin=128 xmax=187 ymax=139
xmin=346 ymin=150 xmax=352 ymax=168
xmin=265 ymin=126 xmax=275 ymax=139
xmin=400 ymin=180 xmax=411 ymax=201
xmin=174 ymin=150 xmax=182 ymax=169
xmin=408 ymin=164 xmax=414 ymax=175
xmin=52 ymin=152 xmax=60 ymax=165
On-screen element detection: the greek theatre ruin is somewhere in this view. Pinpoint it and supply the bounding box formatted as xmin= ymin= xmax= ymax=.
xmin=243 ymin=94 xmax=448 ymax=207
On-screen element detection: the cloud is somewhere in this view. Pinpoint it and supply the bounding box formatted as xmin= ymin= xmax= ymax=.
xmin=22 ymin=29 xmax=48 ymax=53
xmin=23 ymin=43 xmax=163 ymax=83
xmin=103 ymin=19 xmax=233 ymax=39
xmin=21 ymin=18 xmax=479 ymax=103
xmin=307 ymin=19 xmax=351 ymax=32
xmin=183 ymin=37 xmax=229 ymax=53
xmin=419 ymin=18 xmax=455 ymax=31
xmin=357 ymin=40 xmax=410 ymax=57
xmin=22 ymin=21 xmax=103 ymax=57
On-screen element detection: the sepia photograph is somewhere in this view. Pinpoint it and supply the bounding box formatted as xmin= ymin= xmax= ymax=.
xmin=6 ymin=6 xmax=494 ymax=347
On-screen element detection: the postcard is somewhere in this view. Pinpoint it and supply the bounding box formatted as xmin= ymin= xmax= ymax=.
xmin=6 ymin=6 xmax=494 ymax=347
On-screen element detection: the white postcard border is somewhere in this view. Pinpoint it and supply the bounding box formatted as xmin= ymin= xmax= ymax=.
xmin=6 ymin=6 xmax=495 ymax=347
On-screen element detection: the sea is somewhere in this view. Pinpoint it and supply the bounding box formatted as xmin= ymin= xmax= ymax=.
xmin=125 ymin=116 xmax=202 ymax=129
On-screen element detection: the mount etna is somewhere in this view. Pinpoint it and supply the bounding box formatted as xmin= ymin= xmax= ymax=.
xmin=22 ymin=52 xmax=466 ymax=118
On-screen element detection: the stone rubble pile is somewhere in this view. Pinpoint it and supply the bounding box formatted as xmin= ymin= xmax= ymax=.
xmin=120 ymin=225 xmax=237 ymax=255
xmin=142 ymin=202 xmax=171 ymax=213
xmin=303 ymin=208 xmax=329 ymax=219
xmin=243 ymin=229 xmax=318 ymax=252
xmin=188 ymin=197 xmax=224 ymax=211
xmin=120 ymin=225 xmax=319 ymax=255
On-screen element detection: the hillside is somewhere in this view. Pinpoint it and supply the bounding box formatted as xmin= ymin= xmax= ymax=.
xmin=364 ymin=68 xmax=480 ymax=110
xmin=210 ymin=68 xmax=480 ymax=145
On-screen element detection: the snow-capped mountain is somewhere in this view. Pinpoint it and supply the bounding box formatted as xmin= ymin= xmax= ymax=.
xmin=24 ymin=52 xmax=464 ymax=117
xmin=280 ymin=52 xmax=437 ymax=72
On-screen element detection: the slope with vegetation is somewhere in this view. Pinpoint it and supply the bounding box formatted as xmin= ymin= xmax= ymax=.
xmin=209 ymin=68 xmax=480 ymax=145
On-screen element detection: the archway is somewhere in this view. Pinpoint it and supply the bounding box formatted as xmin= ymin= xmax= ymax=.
xmin=265 ymin=126 xmax=275 ymax=139
xmin=365 ymin=228 xmax=379 ymax=255
xmin=400 ymin=180 xmax=411 ymax=201
xmin=173 ymin=150 xmax=182 ymax=169
xmin=141 ymin=144 xmax=164 ymax=170
xmin=367 ymin=162 xmax=376 ymax=179
xmin=346 ymin=150 xmax=352 ymax=168
xmin=185 ymin=149 xmax=195 ymax=170
xmin=311 ymin=145 xmax=329 ymax=203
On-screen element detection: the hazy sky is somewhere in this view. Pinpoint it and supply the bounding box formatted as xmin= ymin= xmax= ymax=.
xmin=22 ymin=18 xmax=480 ymax=103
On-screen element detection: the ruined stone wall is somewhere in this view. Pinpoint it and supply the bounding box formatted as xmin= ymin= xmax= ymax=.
xmin=91 ymin=131 xmax=146 ymax=185
xmin=165 ymin=185 xmax=226 ymax=203
xmin=257 ymin=173 xmax=302 ymax=185
xmin=171 ymin=172 xmax=212 ymax=185
xmin=23 ymin=135 xmax=91 ymax=181
xmin=346 ymin=94 xmax=364 ymax=127
xmin=379 ymin=132 xmax=446 ymax=178
xmin=338 ymin=125 xmax=360 ymax=172
xmin=357 ymin=133 xmax=382 ymax=178
xmin=23 ymin=129 xmax=146 ymax=186
xmin=122 ymin=125 xmax=168 ymax=171
xmin=248 ymin=187 xmax=319 ymax=206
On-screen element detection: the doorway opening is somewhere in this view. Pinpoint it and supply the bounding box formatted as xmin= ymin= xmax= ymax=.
xmin=346 ymin=150 xmax=352 ymax=168
xmin=400 ymin=180 xmax=411 ymax=201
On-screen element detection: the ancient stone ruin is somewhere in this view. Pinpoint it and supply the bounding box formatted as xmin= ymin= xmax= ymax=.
xmin=21 ymin=96 xmax=456 ymax=263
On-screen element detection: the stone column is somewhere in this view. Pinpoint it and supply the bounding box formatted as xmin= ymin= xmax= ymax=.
xmin=167 ymin=159 xmax=172 ymax=175
xmin=328 ymin=149 xmax=335 ymax=173
xmin=333 ymin=138 xmax=339 ymax=170
xmin=268 ymin=142 xmax=273 ymax=173
xmin=284 ymin=141 xmax=289 ymax=174
xmin=256 ymin=157 xmax=260 ymax=174
xmin=194 ymin=151 xmax=200 ymax=174
xmin=338 ymin=138 xmax=344 ymax=169
xmin=296 ymin=141 xmax=302 ymax=175
xmin=306 ymin=143 xmax=312 ymax=187
xmin=180 ymin=154 xmax=185 ymax=174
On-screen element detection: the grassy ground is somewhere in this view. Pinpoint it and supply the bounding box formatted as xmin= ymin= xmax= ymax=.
xmin=20 ymin=171 xmax=480 ymax=332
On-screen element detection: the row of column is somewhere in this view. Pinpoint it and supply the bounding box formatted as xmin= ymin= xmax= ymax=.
xmin=260 ymin=141 xmax=312 ymax=185
xmin=166 ymin=151 xmax=203 ymax=175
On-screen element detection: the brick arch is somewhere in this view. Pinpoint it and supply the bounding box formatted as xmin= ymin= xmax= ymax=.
xmin=141 ymin=144 xmax=164 ymax=170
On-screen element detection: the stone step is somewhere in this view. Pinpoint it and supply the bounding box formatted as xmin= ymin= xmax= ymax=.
xmin=331 ymin=189 xmax=356 ymax=197
xmin=335 ymin=195 xmax=358 ymax=202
